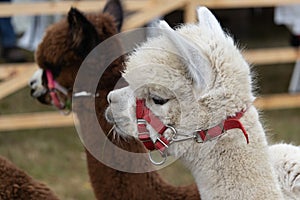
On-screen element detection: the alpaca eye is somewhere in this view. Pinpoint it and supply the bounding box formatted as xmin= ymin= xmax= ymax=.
xmin=152 ymin=96 xmax=169 ymax=105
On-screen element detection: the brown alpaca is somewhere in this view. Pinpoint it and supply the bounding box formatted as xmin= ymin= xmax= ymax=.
xmin=0 ymin=156 xmax=59 ymax=199
xmin=29 ymin=0 xmax=200 ymax=199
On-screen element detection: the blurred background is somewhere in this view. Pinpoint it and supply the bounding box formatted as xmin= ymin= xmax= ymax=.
xmin=0 ymin=0 xmax=299 ymax=199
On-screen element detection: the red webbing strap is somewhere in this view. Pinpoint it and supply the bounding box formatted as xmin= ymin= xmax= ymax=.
xmin=143 ymin=110 xmax=167 ymax=134
xmin=136 ymin=99 xmax=145 ymax=119
xmin=137 ymin=125 xmax=156 ymax=151
xmin=136 ymin=99 xmax=155 ymax=150
xmin=136 ymin=99 xmax=167 ymax=134
xmin=137 ymin=99 xmax=167 ymax=134
xmin=136 ymin=99 xmax=170 ymax=153
xmin=46 ymin=70 xmax=63 ymax=109
xmin=198 ymin=111 xmax=249 ymax=144
xmin=224 ymin=119 xmax=249 ymax=144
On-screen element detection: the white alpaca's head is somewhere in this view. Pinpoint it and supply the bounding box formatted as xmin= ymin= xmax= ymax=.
xmin=106 ymin=7 xmax=255 ymax=157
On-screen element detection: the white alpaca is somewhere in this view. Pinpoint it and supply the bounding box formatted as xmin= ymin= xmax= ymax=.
xmin=105 ymin=7 xmax=285 ymax=199
xmin=269 ymin=144 xmax=300 ymax=199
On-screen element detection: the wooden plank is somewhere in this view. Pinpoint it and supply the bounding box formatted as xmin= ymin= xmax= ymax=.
xmin=123 ymin=0 xmax=187 ymax=30
xmin=0 ymin=47 xmax=298 ymax=100
xmin=0 ymin=63 xmax=37 ymax=100
xmin=254 ymin=93 xmax=300 ymax=110
xmin=196 ymin=0 xmax=300 ymax=9
xmin=0 ymin=63 xmax=36 ymax=80
xmin=0 ymin=0 xmax=147 ymax=17
xmin=243 ymin=47 xmax=299 ymax=65
xmin=0 ymin=112 xmax=73 ymax=131
xmin=184 ymin=0 xmax=197 ymax=23
xmin=0 ymin=93 xmax=298 ymax=132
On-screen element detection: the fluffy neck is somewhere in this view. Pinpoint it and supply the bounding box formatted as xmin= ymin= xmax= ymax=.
xmin=179 ymin=106 xmax=283 ymax=200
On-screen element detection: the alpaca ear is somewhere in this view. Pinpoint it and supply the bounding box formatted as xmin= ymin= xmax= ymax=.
xmin=68 ymin=7 xmax=99 ymax=56
xmin=156 ymin=20 xmax=212 ymax=95
xmin=103 ymin=0 xmax=123 ymax=32
xmin=197 ymin=7 xmax=225 ymax=38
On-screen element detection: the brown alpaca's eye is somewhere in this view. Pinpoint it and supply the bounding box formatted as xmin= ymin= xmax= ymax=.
xmin=152 ymin=96 xmax=169 ymax=105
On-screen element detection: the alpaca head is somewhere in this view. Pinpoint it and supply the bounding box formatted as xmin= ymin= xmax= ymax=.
xmin=106 ymin=7 xmax=255 ymax=157
xmin=29 ymin=0 xmax=123 ymax=110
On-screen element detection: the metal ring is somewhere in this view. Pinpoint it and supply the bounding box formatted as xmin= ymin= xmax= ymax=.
xmin=148 ymin=151 xmax=167 ymax=166
xmin=165 ymin=125 xmax=177 ymax=135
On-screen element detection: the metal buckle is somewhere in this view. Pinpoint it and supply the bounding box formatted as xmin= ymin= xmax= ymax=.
xmin=167 ymin=125 xmax=196 ymax=143
xmin=165 ymin=125 xmax=177 ymax=135
xmin=172 ymin=133 xmax=196 ymax=142
xmin=156 ymin=137 xmax=169 ymax=148
xmin=194 ymin=131 xmax=205 ymax=143
xmin=137 ymin=119 xmax=147 ymax=125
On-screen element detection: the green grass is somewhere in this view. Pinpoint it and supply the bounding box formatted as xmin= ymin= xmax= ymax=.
xmin=0 ymin=127 xmax=94 ymax=200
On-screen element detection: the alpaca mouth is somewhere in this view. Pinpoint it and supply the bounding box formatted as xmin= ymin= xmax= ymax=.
xmin=30 ymin=87 xmax=47 ymax=98
xmin=31 ymin=89 xmax=70 ymax=111
xmin=36 ymin=95 xmax=50 ymax=105
xmin=31 ymin=89 xmax=51 ymax=105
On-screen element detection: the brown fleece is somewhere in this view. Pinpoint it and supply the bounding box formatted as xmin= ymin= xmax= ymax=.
xmin=0 ymin=156 xmax=59 ymax=200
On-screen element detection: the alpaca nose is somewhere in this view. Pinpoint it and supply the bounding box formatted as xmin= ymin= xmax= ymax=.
xmin=29 ymin=79 xmax=37 ymax=88
xmin=107 ymin=93 xmax=111 ymax=104
xmin=107 ymin=91 xmax=120 ymax=104
xmin=29 ymin=69 xmax=43 ymax=89
xmin=107 ymin=92 xmax=114 ymax=104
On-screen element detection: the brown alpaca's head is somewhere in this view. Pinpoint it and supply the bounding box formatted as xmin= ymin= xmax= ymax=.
xmin=29 ymin=0 xmax=123 ymax=110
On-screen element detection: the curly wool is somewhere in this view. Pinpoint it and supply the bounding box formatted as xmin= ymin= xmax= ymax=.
xmin=0 ymin=156 xmax=59 ymax=200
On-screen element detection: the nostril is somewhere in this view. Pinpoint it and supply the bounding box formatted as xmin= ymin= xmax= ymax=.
xmin=29 ymin=79 xmax=37 ymax=87
xmin=107 ymin=93 xmax=112 ymax=104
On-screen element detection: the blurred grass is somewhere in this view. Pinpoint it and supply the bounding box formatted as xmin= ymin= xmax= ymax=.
xmin=0 ymin=127 xmax=94 ymax=200
xmin=0 ymin=7 xmax=299 ymax=200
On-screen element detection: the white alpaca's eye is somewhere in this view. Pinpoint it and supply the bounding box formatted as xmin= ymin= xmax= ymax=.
xmin=151 ymin=95 xmax=169 ymax=105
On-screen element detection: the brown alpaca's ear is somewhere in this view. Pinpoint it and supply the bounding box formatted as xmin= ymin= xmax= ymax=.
xmin=103 ymin=0 xmax=123 ymax=32
xmin=68 ymin=7 xmax=100 ymax=57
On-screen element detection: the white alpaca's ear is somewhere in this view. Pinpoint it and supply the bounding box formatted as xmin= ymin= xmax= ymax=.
xmin=197 ymin=7 xmax=225 ymax=38
xmin=156 ymin=20 xmax=212 ymax=95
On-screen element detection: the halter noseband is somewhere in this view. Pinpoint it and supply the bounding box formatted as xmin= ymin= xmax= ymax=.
xmin=136 ymin=98 xmax=249 ymax=165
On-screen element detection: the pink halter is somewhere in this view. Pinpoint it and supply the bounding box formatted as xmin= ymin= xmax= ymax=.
xmin=45 ymin=69 xmax=69 ymax=110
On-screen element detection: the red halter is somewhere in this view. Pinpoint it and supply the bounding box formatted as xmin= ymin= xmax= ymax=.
xmin=136 ymin=98 xmax=249 ymax=158
xmin=45 ymin=69 xmax=69 ymax=111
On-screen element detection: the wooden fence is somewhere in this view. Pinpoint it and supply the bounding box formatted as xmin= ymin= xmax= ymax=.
xmin=0 ymin=0 xmax=299 ymax=131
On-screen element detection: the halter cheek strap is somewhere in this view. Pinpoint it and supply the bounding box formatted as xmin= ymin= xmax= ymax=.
xmin=196 ymin=111 xmax=249 ymax=144
xmin=136 ymin=99 xmax=169 ymax=153
xmin=45 ymin=69 xmax=69 ymax=111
